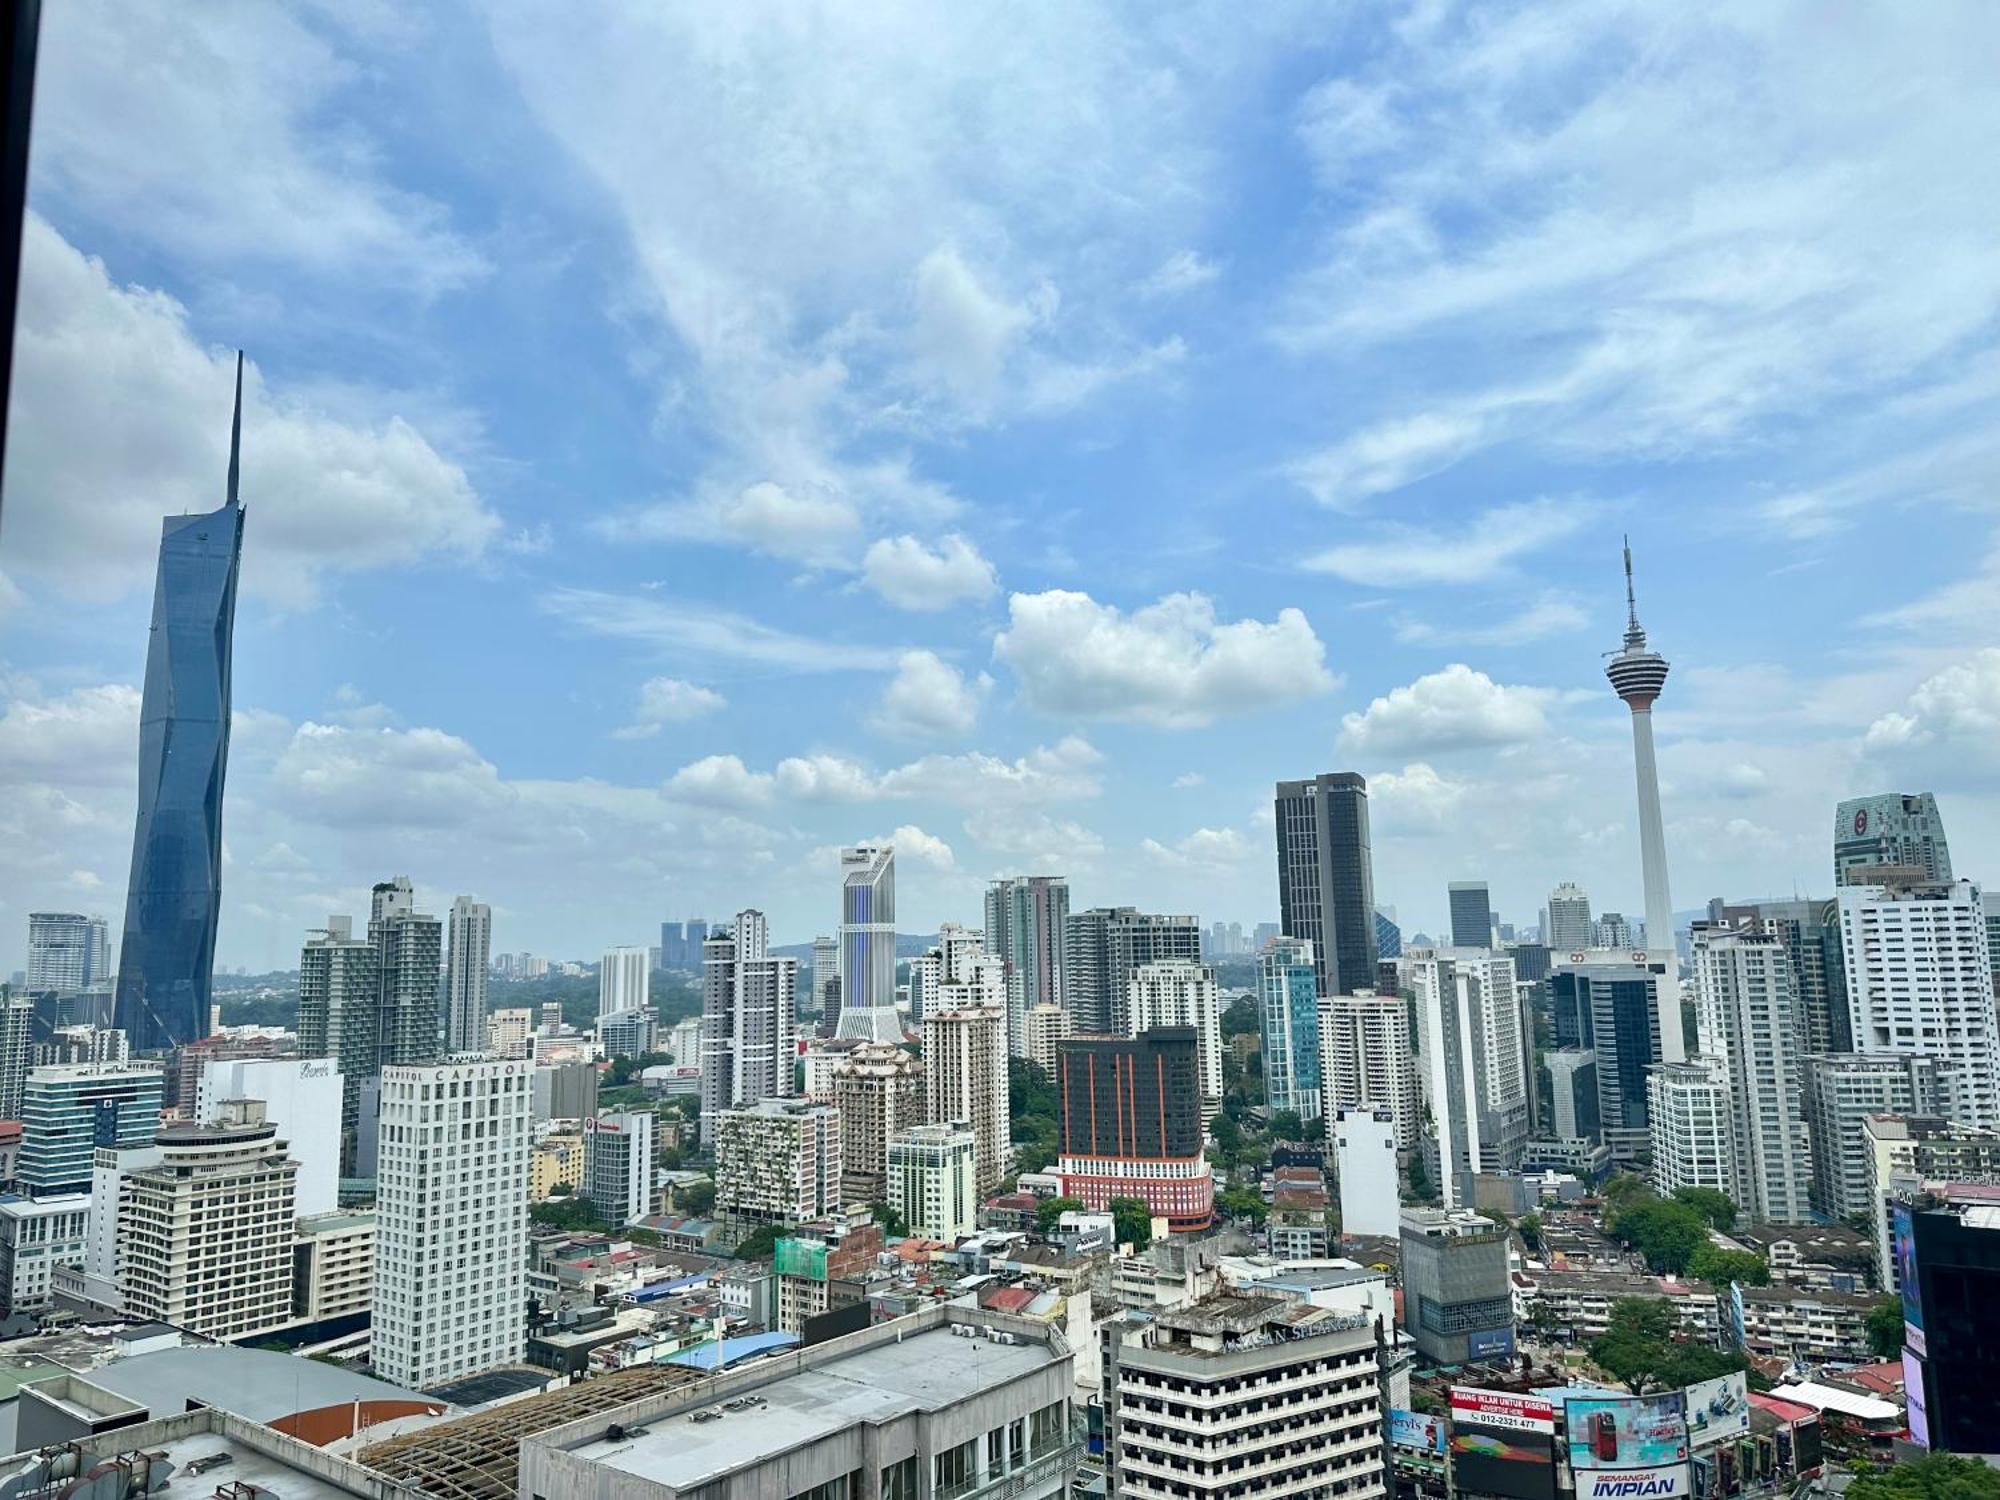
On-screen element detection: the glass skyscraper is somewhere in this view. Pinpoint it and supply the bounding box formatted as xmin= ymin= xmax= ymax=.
xmin=1273 ymin=771 xmax=1380 ymax=998
xmin=113 ymin=358 xmax=246 ymax=1052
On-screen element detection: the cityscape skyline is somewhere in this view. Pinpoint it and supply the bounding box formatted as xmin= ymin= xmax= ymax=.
xmin=5 ymin=9 xmax=2000 ymax=976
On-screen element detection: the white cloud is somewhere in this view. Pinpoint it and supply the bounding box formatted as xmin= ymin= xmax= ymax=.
xmin=276 ymin=723 xmax=513 ymax=829
xmin=538 ymin=588 xmax=906 ymax=673
xmin=661 ymin=735 xmax=1103 ymax=813
xmin=1367 ymin=762 xmax=1470 ymax=828
xmin=0 ymin=682 xmax=141 ymax=787
xmin=871 ymin=651 xmax=986 ymax=739
xmin=1396 ymin=592 xmax=1591 ymax=647
xmin=861 ymin=534 xmax=999 ymax=611
xmin=35 ymin=4 xmax=481 ymax=290
xmin=1717 ymin=763 xmax=1770 ymax=799
xmin=2 ymin=218 xmax=500 ymax=606
xmin=1338 ymin=664 xmax=1557 ymax=755
xmin=1863 ymin=649 xmax=2000 ymax=777
xmin=1141 ymin=827 xmax=1254 ymax=869
xmin=772 ymin=756 xmax=884 ymax=804
xmin=993 ymin=589 xmax=1337 ymax=727
xmin=613 ymin=678 xmax=726 ymax=740
xmin=963 ymin=810 xmax=1105 ymax=868
xmin=1303 ymin=497 xmax=1594 ymax=587
xmin=911 ymin=246 xmax=1038 ymax=412
xmin=1172 ymin=772 xmax=1205 ymax=789
xmin=824 ymin=825 xmax=957 ymax=873
xmin=1289 ymin=410 xmax=1488 ymax=510
xmin=1138 ymin=250 xmax=1221 ymax=299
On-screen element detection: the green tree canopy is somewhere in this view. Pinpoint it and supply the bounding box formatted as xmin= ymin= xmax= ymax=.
xmin=1865 ymin=1296 xmax=1904 ymax=1359
xmin=1517 ymin=1213 xmax=1543 ymax=1252
xmin=733 ymin=1223 xmax=783 ymax=1261
xmin=1602 ymin=1173 xmax=1656 ymax=1213
xmin=1671 ymin=1186 xmax=1739 ymax=1232
xmin=530 ymin=1196 xmax=604 ymax=1231
xmin=1846 ymin=1455 xmax=2000 ymax=1500
xmin=1221 ymin=993 xmax=1259 ymax=1038
xmin=1035 ymin=1195 xmax=1086 ymax=1233
xmin=1109 ymin=1196 xmax=1154 ymax=1251
xmin=1588 ymin=1296 xmax=1751 ymax=1393
xmin=870 ymin=1201 xmax=908 ymax=1239
xmin=1219 ymin=1187 xmax=1268 ymax=1225
xmin=1687 ymin=1245 xmax=1769 ymax=1287
xmin=1611 ymin=1197 xmax=1711 ymax=1274
xmin=1270 ymin=1109 xmax=1306 ymax=1142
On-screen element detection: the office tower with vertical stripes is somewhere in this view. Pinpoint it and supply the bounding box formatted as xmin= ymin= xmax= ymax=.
xmin=1274 ymin=772 xmax=1379 ymax=999
xmin=838 ymin=844 xmax=901 ymax=1040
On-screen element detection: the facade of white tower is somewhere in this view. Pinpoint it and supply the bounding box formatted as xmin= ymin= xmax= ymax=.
xmin=1606 ymin=541 xmax=1684 ymax=1063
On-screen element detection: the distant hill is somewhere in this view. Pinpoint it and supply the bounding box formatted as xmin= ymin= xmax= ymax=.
xmin=771 ymin=933 xmax=938 ymax=961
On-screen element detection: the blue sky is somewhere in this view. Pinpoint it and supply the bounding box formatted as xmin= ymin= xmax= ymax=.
xmin=4 ymin=2 xmax=2000 ymax=972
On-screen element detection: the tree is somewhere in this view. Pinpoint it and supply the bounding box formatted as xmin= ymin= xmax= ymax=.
xmin=530 ymin=1197 xmax=604 ymax=1231
xmin=1588 ymin=1296 xmax=1751 ymax=1393
xmin=1036 ymin=1195 xmax=1086 ymax=1234
xmin=1221 ymin=993 xmax=1259 ymax=1038
xmin=1109 ymin=1196 xmax=1154 ymax=1251
xmin=1269 ymin=1108 xmax=1306 ymax=1142
xmin=1210 ymin=1113 xmax=1243 ymax=1168
xmin=1602 ymin=1173 xmax=1656 ymax=1215
xmin=1687 ymin=1245 xmax=1770 ymax=1287
xmin=677 ymin=1180 xmax=716 ymax=1217
xmin=1218 ymin=1187 xmax=1268 ymax=1225
xmin=734 ymin=1224 xmax=784 ymax=1261
xmin=1847 ymin=1456 xmax=2000 ymax=1500
xmin=1671 ymin=1186 xmax=1740 ymax=1232
xmin=1517 ymin=1213 xmax=1543 ymax=1253
xmin=1611 ymin=1197 xmax=1710 ymax=1275
xmin=1865 ymin=1295 xmax=1904 ymax=1359
xmin=871 ymin=1201 xmax=908 ymax=1239
xmin=1406 ymin=1155 xmax=1435 ymax=1203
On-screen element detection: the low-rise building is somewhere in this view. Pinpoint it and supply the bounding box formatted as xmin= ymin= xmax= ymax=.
xmin=291 ymin=1210 xmax=375 ymax=1326
xmin=1731 ymin=1224 xmax=1874 ymax=1292
xmin=1737 ymin=1285 xmax=1882 ymax=1367
xmin=888 ymin=1121 xmax=978 ymax=1242
xmin=1399 ymin=1208 xmax=1513 ymax=1365
xmin=0 ymin=1192 xmax=89 ymax=1313
xmin=519 ymin=1304 xmax=1079 ymax=1500
xmin=531 ymin=1132 xmax=583 ymax=1198
xmin=1517 ymin=1268 xmax=1719 ymax=1342
xmin=1104 ymin=1291 xmax=1387 ymax=1500
xmin=775 ymin=1220 xmax=882 ymax=1335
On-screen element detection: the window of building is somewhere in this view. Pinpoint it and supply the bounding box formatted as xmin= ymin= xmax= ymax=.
xmin=935 ymin=1438 xmax=978 ymax=1499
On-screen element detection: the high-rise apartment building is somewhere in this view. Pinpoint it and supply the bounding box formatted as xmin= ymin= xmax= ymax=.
xmin=1835 ymin=792 xmax=1952 ymax=886
xmin=1057 ymin=1030 xmax=1212 ymax=1232
xmin=598 ymin=1007 xmax=655 ymax=1058
xmin=984 ymin=875 xmax=1069 ymax=1046
xmin=1411 ymin=951 xmax=1528 ymax=1203
xmin=298 ymin=916 xmax=379 ymax=1170
xmin=444 ymin=896 xmax=491 ymax=1053
xmin=838 ymin=844 xmax=899 ymax=1039
xmin=908 ymin=924 xmax=1004 ymax=1040
xmin=1839 ymin=877 xmax=1997 ymax=1128
xmin=699 ymin=910 xmax=797 ymax=1132
xmin=887 ymin=1121 xmax=979 ymax=1241
xmin=1548 ymin=956 xmax=1668 ymax=1164
xmin=1318 ymin=992 xmax=1419 ymax=1152
xmin=373 ymin=1058 xmax=530 ymax=1389
xmin=1023 ymin=1002 xmax=1070 ymax=1076
xmin=1258 ymin=936 xmax=1321 ymax=1121
xmin=1400 ymin=1207 xmax=1514 ymax=1364
xmin=583 ymin=1111 xmax=656 ymax=1226
xmin=18 ymin=1064 xmax=164 ymax=1197
xmin=1647 ymin=1057 xmax=1737 ymax=1199
xmin=371 ymin=878 xmax=443 ymax=1066
xmin=1801 ymin=1054 xmax=1950 ymax=1220
xmin=1692 ymin=924 xmax=1813 ymax=1222
xmin=26 ymin=913 xmax=110 ymax=994
xmin=194 ymin=1055 xmax=342 ymax=1217
xmin=809 ymin=936 xmax=838 ymax=1025
xmin=598 ymin=945 xmax=650 ymax=1019
xmin=1709 ymin=898 xmax=1851 ymax=1054
xmin=1595 ymin=912 xmax=1634 ymax=949
xmin=713 ymin=1097 xmax=841 ymax=1225
xmin=1127 ymin=960 xmax=1223 ymax=1122
xmin=1545 ymin=884 xmax=1593 ymax=952
xmin=1274 ymin=772 xmax=1380 ymax=999
xmin=1104 ymin=1291 xmax=1387 ymax=1500
xmin=1448 ymin=882 xmax=1494 ymax=949
xmin=1605 ymin=542 xmax=1681 ymax=1016
xmin=1545 ymin=1049 xmax=1600 ymax=1141
xmin=1063 ymin=907 xmax=1200 ymax=1036
xmin=0 ymin=994 xmax=33 ymax=1121
xmin=831 ymin=1042 xmax=924 ymax=1202
xmin=114 ymin=361 xmax=246 ymax=1054
xmin=1863 ymin=1115 xmax=2000 ymax=1289
xmin=922 ymin=1006 xmax=1009 ymax=1196
xmin=1336 ymin=1105 xmax=1401 ymax=1238
xmin=106 ymin=1100 xmax=299 ymax=1340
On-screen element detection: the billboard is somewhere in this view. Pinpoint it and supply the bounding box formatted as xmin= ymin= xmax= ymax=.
xmin=1391 ymin=1408 xmax=1448 ymax=1455
xmin=1450 ymin=1388 xmax=1558 ymax=1500
xmin=1567 ymin=1392 xmax=1691 ymax=1500
xmin=1683 ymin=1374 xmax=1749 ymax=1449
xmin=1470 ymin=1326 xmax=1518 ymax=1361
xmin=1893 ymin=1204 xmax=1925 ymax=1357
xmin=1903 ymin=1349 xmax=1930 ymax=1449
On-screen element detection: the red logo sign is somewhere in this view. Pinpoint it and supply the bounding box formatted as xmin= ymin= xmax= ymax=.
xmin=1854 ymin=809 xmax=1868 ymax=835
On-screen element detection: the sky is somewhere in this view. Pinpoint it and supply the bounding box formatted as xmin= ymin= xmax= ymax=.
xmin=4 ymin=2 xmax=2000 ymax=973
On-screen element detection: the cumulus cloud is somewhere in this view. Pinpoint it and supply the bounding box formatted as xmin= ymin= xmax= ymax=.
xmin=1303 ymin=498 xmax=1594 ymax=588
xmin=871 ymin=651 xmax=986 ymax=739
xmin=911 ymin=246 xmax=1038 ymax=411
xmin=820 ymin=824 xmax=957 ymax=873
xmin=1141 ymin=827 xmax=1254 ymax=868
xmin=0 ymin=682 xmax=141 ymax=787
xmin=1338 ymin=664 xmax=1557 ymax=755
xmin=1366 ymin=762 xmax=1471 ymax=828
xmin=613 ymin=678 xmax=726 ymax=740
xmin=861 ymin=534 xmax=999 ymax=611
xmin=3 ymin=218 xmax=499 ymax=605
xmin=993 ymin=589 xmax=1337 ymax=727
xmin=1863 ymin=649 xmax=2000 ymax=776
xmin=963 ymin=810 xmax=1105 ymax=868
xmin=662 ymin=735 xmax=1103 ymax=812
xmin=1172 ymin=772 xmax=1205 ymax=789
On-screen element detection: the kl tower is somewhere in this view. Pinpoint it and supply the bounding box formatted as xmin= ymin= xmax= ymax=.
xmin=1605 ymin=538 xmax=1684 ymax=1063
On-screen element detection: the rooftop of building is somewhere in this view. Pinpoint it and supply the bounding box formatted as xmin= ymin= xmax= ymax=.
xmin=1739 ymin=1284 xmax=1883 ymax=1309
xmin=1731 ymin=1223 xmax=1872 ymax=1258
xmin=0 ymin=1406 xmax=385 ymax=1500
xmin=543 ymin=1316 xmax=1059 ymax=1491
xmin=1769 ymin=1382 xmax=1901 ymax=1422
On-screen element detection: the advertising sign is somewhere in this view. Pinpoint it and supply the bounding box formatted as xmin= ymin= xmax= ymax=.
xmin=1450 ymin=1388 xmax=1559 ymax=1500
xmin=1893 ymin=1204 xmax=1925 ymax=1357
xmin=1683 ymin=1374 xmax=1750 ymax=1449
xmin=1567 ymin=1392 xmax=1691 ymax=1471
xmin=1390 ymin=1408 xmax=1448 ymax=1454
xmin=1904 ymin=1349 xmax=1930 ymax=1449
xmin=1470 ymin=1325 xmax=1518 ymax=1361
xmin=1567 ymin=1392 xmax=1691 ymax=1500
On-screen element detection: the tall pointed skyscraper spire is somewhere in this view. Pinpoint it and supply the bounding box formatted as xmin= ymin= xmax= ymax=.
xmin=225 ymin=350 xmax=244 ymax=508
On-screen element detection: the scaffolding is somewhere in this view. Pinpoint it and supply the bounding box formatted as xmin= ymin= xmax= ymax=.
xmin=359 ymin=1365 xmax=697 ymax=1500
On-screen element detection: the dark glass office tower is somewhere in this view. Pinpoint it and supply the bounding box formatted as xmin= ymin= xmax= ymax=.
xmin=113 ymin=358 xmax=246 ymax=1053
xmin=1274 ymin=772 xmax=1379 ymax=998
